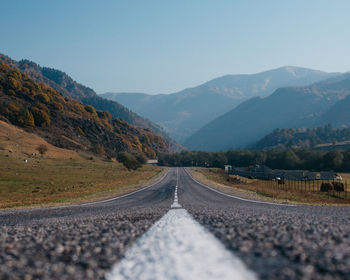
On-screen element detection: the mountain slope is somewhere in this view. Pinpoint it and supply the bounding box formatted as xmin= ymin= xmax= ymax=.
xmin=184 ymin=74 xmax=350 ymax=151
xmin=0 ymin=62 xmax=171 ymax=158
xmin=102 ymin=67 xmax=338 ymax=142
xmin=0 ymin=54 xmax=173 ymax=145
xmin=316 ymin=77 xmax=350 ymax=127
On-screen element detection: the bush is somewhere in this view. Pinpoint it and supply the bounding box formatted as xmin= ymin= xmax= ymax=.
xmin=117 ymin=152 xmax=142 ymax=171
xmin=320 ymin=182 xmax=345 ymax=192
xmin=77 ymin=127 xmax=85 ymax=136
xmin=36 ymin=144 xmax=48 ymax=156
xmin=133 ymin=152 xmax=147 ymax=164
xmin=24 ymin=110 xmax=35 ymax=127
xmin=52 ymin=102 xmax=64 ymax=111
xmin=8 ymin=89 xmax=16 ymax=95
xmin=332 ymin=182 xmax=345 ymax=192
xmin=84 ymin=105 xmax=97 ymax=115
xmin=31 ymin=107 xmax=51 ymax=127
xmin=95 ymin=144 xmax=105 ymax=155
xmin=320 ymin=182 xmax=333 ymax=192
xmin=8 ymin=76 xmax=21 ymax=91
xmin=35 ymin=93 xmax=50 ymax=103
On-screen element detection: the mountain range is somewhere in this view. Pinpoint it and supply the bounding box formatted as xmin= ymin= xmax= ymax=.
xmin=102 ymin=67 xmax=338 ymax=142
xmin=184 ymin=73 xmax=350 ymax=151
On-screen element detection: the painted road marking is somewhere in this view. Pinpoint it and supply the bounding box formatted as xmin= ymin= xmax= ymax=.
xmin=184 ymin=167 xmax=296 ymax=207
xmin=106 ymin=209 xmax=256 ymax=280
xmin=107 ymin=172 xmax=256 ymax=280
xmin=171 ymin=185 xmax=181 ymax=208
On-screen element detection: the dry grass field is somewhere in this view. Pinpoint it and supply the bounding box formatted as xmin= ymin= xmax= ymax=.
xmin=0 ymin=121 xmax=164 ymax=209
xmin=193 ymin=167 xmax=350 ymax=205
xmin=0 ymin=120 xmax=81 ymax=159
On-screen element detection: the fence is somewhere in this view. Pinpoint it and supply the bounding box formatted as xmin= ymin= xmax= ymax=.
xmin=229 ymin=173 xmax=349 ymax=200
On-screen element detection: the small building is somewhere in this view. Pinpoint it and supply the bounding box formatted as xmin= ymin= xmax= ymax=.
xmin=224 ymin=165 xmax=232 ymax=173
xmin=146 ymin=159 xmax=158 ymax=165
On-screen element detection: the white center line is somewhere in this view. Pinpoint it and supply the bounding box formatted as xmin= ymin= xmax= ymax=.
xmin=171 ymin=185 xmax=181 ymax=208
xmin=106 ymin=209 xmax=256 ymax=280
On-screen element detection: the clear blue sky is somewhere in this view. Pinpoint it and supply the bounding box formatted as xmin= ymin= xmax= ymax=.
xmin=1 ymin=0 xmax=349 ymax=94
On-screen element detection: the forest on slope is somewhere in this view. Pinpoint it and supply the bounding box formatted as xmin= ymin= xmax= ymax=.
xmin=250 ymin=125 xmax=350 ymax=150
xmin=0 ymin=54 xmax=180 ymax=150
xmin=0 ymin=62 xmax=172 ymax=158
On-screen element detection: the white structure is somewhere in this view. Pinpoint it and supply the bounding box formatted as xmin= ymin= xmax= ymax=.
xmin=146 ymin=159 xmax=158 ymax=165
xmin=224 ymin=165 xmax=232 ymax=172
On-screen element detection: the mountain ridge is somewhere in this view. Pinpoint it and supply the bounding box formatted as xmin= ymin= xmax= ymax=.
xmin=0 ymin=61 xmax=172 ymax=157
xmin=184 ymin=73 xmax=350 ymax=151
xmin=101 ymin=66 xmax=339 ymax=142
xmin=0 ymin=54 xmax=180 ymax=150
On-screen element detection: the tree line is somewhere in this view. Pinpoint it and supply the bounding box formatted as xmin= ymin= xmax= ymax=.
xmin=158 ymin=149 xmax=350 ymax=172
xmin=251 ymin=124 xmax=350 ymax=150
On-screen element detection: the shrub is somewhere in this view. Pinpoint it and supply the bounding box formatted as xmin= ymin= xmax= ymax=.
xmin=36 ymin=144 xmax=48 ymax=156
xmin=320 ymin=182 xmax=333 ymax=192
xmin=24 ymin=110 xmax=35 ymax=127
xmin=52 ymin=102 xmax=64 ymax=111
xmin=8 ymin=76 xmax=21 ymax=91
xmin=8 ymin=89 xmax=16 ymax=95
xmin=117 ymin=151 xmax=142 ymax=171
xmin=320 ymin=182 xmax=345 ymax=192
xmin=84 ymin=105 xmax=97 ymax=115
xmin=332 ymin=182 xmax=345 ymax=192
xmin=72 ymin=103 xmax=85 ymax=114
xmin=7 ymin=102 xmax=21 ymax=113
xmin=132 ymin=152 xmax=147 ymax=164
xmin=35 ymin=93 xmax=50 ymax=103
xmin=77 ymin=127 xmax=85 ymax=136
xmin=31 ymin=107 xmax=51 ymax=127
xmin=95 ymin=144 xmax=105 ymax=155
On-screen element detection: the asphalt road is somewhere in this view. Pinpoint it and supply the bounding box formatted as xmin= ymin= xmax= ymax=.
xmin=0 ymin=167 xmax=349 ymax=279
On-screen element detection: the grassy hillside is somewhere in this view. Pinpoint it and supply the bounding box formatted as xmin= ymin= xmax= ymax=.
xmin=0 ymin=149 xmax=163 ymax=209
xmin=0 ymin=62 xmax=171 ymax=158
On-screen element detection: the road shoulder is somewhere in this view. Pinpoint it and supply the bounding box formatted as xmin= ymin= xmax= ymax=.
xmin=187 ymin=167 xmax=298 ymax=205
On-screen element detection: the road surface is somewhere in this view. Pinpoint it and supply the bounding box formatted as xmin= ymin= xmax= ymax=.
xmin=0 ymin=167 xmax=349 ymax=279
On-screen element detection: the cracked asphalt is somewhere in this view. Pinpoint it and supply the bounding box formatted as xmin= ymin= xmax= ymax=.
xmin=0 ymin=168 xmax=349 ymax=279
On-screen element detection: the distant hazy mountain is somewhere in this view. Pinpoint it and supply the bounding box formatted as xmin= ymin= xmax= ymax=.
xmin=0 ymin=54 xmax=176 ymax=147
xmin=184 ymin=73 xmax=350 ymax=151
xmin=316 ymin=77 xmax=350 ymax=127
xmin=102 ymin=66 xmax=338 ymax=142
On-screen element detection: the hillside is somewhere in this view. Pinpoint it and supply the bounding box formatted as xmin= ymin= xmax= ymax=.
xmin=0 ymin=62 xmax=172 ymax=158
xmin=316 ymin=81 xmax=350 ymax=127
xmin=0 ymin=120 xmax=81 ymax=159
xmin=0 ymin=54 xmax=177 ymax=148
xmin=184 ymin=74 xmax=350 ymax=151
xmin=102 ymin=67 xmax=338 ymax=142
xmin=249 ymin=125 xmax=350 ymax=150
